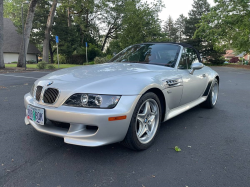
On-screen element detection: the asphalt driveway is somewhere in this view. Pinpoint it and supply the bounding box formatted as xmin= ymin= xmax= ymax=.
xmin=0 ymin=67 xmax=250 ymax=187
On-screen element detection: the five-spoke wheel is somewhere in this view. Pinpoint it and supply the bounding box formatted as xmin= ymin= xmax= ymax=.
xmin=136 ymin=99 xmax=159 ymax=144
xmin=122 ymin=92 xmax=162 ymax=151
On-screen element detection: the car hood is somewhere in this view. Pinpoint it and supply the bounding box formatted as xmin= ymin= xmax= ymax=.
xmin=41 ymin=62 xmax=157 ymax=81
xmin=35 ymin=63 xmax=174 ymax=100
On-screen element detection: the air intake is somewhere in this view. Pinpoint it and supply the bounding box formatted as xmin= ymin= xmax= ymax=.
xmin=43 ymin=88 xmax=59 ymax=104
xmin=35 ymin=86 xmax=43 ymax=101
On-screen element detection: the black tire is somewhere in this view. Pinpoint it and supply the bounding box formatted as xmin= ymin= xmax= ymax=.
xmin=121 ymin=92 xmax=162 ymax=151
xmin=200 ymin=79 xmax=219 ymax=109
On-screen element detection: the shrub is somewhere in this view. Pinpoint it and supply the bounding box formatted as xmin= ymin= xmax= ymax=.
xmin=37 ymin=61 xmax=47 ymax=69
xmin=88 ymin=44 xmax=102 ymax=61
xmin=209 ymin=56 xmax=225 ymax=65
xmin=53 ymin=54 xmax=67 ymax=64
xmin=68 ymin=54 xmax=86 ymax=65
xmin=11 ymin=61 xmax=18 ymax=64
xmin=87 ymin=61 xmax=95 ymax=65
xmin=94 ymin=57 xmax=109 ymax=64
xmin=229 ymin=57 xmax=239 ymax=63
xmin=106 ymin=54 xmax=113 ymax=60
xmin=27 ymin=60 xmax=37 ymax=64
xmin=47 ymin=64 xmax=56 ymax=69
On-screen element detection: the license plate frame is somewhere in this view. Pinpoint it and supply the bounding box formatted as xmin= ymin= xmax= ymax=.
xmin=27 ymin=105 xmax=45 ymax=125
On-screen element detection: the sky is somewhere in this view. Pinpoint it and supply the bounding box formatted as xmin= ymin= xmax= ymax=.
xmin=145 ymin=0 xmax=215 ymax=21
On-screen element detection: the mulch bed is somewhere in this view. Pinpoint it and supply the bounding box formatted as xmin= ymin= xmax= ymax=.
xmin=224 ymin=64 xmax=250 ymax=70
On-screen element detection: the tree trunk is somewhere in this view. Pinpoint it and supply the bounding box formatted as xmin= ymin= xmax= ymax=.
xmin=49 ymin=40 xmax=54 ymax=64
xmin=101 ymin=28 xmax=111 ymax=52
xmin=67 ymin=7 xmax=71 ymax=27
xmin=101 ymin=35 xmax=109 ymax=52
xmin=17 ymin=0 xmax=38 ymax=67
xmin=42 ymin=0 xmax=58 ymax=63
xmin=0 ymin=0 xmax=5 ymax=69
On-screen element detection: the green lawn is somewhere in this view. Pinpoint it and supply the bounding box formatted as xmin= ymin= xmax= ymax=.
xmin=5 ymin=62 xmax=94 ymax=69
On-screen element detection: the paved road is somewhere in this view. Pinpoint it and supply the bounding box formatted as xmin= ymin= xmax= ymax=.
xmin=0 ymin=67 xmax=250 ymax=187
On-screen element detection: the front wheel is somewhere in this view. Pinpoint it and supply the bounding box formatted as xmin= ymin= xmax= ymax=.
xmin=200 ymin=79 xmax=219 ymax=109
xmin=122 ymin=92 xmax=162 ymax=151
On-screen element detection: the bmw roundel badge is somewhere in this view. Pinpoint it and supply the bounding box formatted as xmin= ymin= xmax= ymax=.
xmin=47 ymin=81 xmax=53 ymax=86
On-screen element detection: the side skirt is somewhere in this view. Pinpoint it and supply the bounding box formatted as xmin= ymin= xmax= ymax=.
xmin=165 ymin=97 xmax=207 ymax=121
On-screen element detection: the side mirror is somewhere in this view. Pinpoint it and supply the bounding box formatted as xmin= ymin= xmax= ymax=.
xmin=190 ymin=62 xmax=204 ymax=74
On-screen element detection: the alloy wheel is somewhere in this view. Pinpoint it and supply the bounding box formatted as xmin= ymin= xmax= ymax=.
xmin=136 ymin=99 xmax=160 ymax=144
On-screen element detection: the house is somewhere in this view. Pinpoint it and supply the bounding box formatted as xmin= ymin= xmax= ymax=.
xmin=243 ymin=54 xmax=250 ymax=61
xmin=224 ymin=50 xmax=235 ymax=60
xmin=3 ymin=18 xmax=40 ymax=63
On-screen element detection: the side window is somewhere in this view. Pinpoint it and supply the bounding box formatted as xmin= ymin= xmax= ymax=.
xmin=186 ymin=48 xmax=199 ymax=69
xmin=178 ymin=48 xmax=188 ymax=69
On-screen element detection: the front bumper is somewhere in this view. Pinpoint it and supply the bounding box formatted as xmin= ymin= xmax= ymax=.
xmin=24 ymin=93 xmax=140 ymax=147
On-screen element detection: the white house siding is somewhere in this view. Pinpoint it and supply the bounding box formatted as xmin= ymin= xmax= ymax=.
xmin=3 ymin=53 xmax=37 ymax=63
xmin=26 ymin=54 xmax=37 ymax=62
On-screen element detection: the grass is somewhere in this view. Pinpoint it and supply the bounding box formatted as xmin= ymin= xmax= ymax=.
xmin=5 ymin=62 xmax=94 ymax=69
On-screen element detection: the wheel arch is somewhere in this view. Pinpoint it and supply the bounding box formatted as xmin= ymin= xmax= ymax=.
xmin=215 ymin=75 xmax=220 ymax=84
xmin=144 ymin=88 xmax=166 ymax=122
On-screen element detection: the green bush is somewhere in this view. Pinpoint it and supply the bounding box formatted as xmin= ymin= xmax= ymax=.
xmin=94 ymin=57 xmax=109 ymax=64
xmin=53 ymin=54 xmax=67 ymax=64
xmin=106 ymin=54 xmax=113 ymax=60
xmin=86 ymin=61 xmax=95 ymax=65
xmin=209 ymin=56 xmax=225 ymax=65
xmin=68 ymin=54 xmax=86 ymax=65
xmin=11 ymin=61 xmax=18 ymax=64
xmin=47 ymin=64 xmax=56 ymax=69
xmin=88 ymin=44 xmax=102 ymax=61
xmin=37 ymin=61 xmax=47 ymax=69
xmin=27 ymin=60 xmax=37 ymax=64
xmin=73 ymin=44 xmax=103 ymax=63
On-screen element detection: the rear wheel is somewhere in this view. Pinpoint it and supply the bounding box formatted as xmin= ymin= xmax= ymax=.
xmin=122 ymin=92 xmax=162 ymax=151
xmin=200 ymin=79 xmax=219 ymax=109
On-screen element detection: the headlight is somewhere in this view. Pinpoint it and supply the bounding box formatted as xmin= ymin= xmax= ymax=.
xmin=63 ymin=94 xmax=121 ymax=109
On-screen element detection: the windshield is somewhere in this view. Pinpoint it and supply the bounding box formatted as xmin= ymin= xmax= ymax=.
xmin=109 ymin=44 xmax=181 ymax=67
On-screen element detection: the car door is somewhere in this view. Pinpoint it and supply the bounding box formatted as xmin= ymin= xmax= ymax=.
xmin=158 ymin=47 xmax=183 ymax=110
xmin=177 ymin=47 xmax=208 ymax=106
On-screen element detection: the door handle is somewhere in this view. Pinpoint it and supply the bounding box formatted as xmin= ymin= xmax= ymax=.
xmin=202 ymin=74 xmax=206 ymax=78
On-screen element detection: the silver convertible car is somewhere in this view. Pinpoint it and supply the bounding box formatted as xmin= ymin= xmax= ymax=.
xmin=24 ymin=43 xmax=219 ymax=150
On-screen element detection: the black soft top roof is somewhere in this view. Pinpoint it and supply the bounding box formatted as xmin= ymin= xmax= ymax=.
xmin=141 ymin=42 xmax=194 ymax=48
xmin=140 ymin=42 xmax=202 ymax=62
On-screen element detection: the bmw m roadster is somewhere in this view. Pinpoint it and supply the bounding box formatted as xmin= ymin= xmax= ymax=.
xmin=24 ymin=43 xmax=219 ymax=150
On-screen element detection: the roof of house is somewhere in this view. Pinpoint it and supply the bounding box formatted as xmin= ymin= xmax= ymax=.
xmin=224 ymin=50 xmax=235 ymax=58
xmin=3 ymin=18 xmax=40 ymax=54
xmin=236 ymin=52 xmax=245 ymax=58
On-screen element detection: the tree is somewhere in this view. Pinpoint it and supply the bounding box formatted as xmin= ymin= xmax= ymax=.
xmin=17 ymin=0 xmax=39 ymax=67
xmin=182 ymin=0 xmax=224 ymax=64
xmin=53 ymin=5 xmax=80 ymax=61
xmin=4 ymin=0 xmax=51 ymax=48
xmin=99 ymin=0 xmax=125 ymax=51
xmin=42 ymin=0 xmax=58 ymax=63
xmin=184 ymin=0 xmax=210 ymax=50
xmin=195 ymin=0 xmax=250 ymax=55
xmin=175 ymin=14 xmax=187 ymax=43
xmin=118 ymin=0 xmax=163 ymax=49
xmin=4 ymin=0 xmax=28 ymax=33
xmin=163 ymin=16 xmax=178 ymax=42
xmin=0 ymin=0 xmax=5 ymax=68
